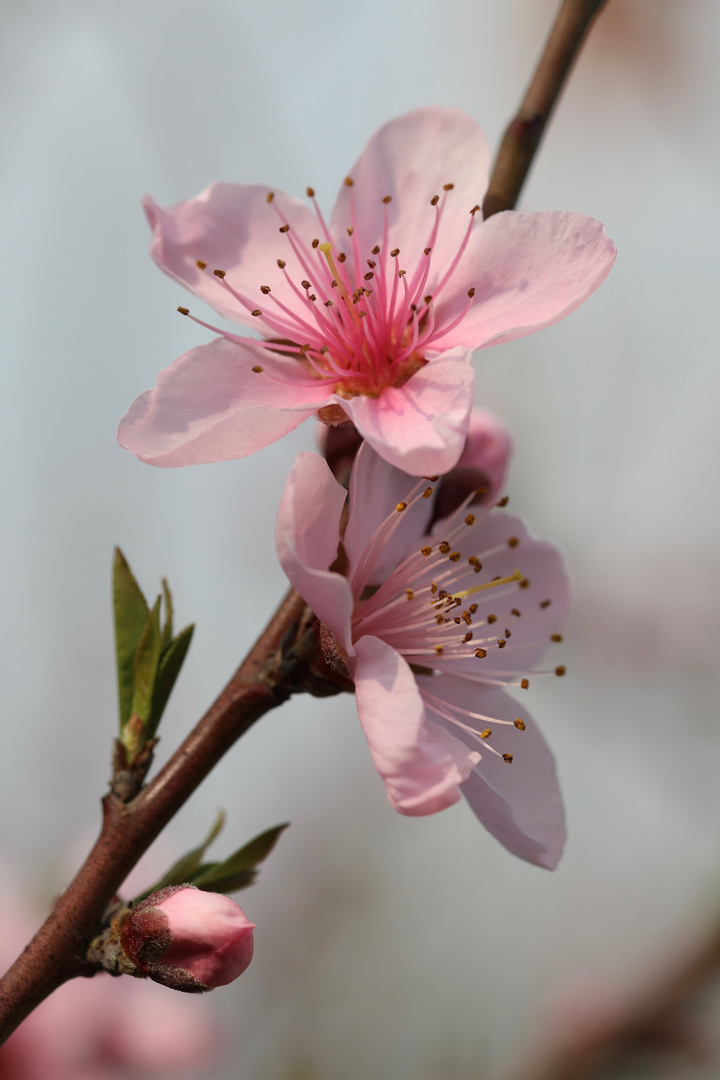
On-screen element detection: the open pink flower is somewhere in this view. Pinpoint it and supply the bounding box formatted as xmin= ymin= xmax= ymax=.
xmin=118 ymin=107 xmax=615 ymax=475
xmin=276 ymin=417 xmax=570 ymax=868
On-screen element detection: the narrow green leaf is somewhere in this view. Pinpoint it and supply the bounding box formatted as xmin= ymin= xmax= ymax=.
xmin=113 ymin=548 xmax=150 ymax=730
xmin=146 ymin=623 xmax=194 ymax=739
xmin=129 ymin=596 xmax=162 ymax=725
xmin=133 ymin=810 xmax=226 ymax=902
xmin=192 ymin=823 xmax=289 ymax=892
xmin=160 ymin=577 xmax=174 ymax=652
xmin=190 ymin=864 xmax=257 ymax=894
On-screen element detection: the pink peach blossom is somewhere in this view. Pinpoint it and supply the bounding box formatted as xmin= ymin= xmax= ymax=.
xmin=275 ymin=420 xmax=570 ymax=868
xmin=119 ymin=885 xmax=255 ymax=992
xmin=118 ymin=107 xmax=615 ymax=475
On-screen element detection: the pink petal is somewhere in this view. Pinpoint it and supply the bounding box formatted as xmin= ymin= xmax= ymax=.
xmin=342 ymin=348 xmax=475 ymax=475
xmin=118 ymin=336 xmax=330 ymax=467
xmin=430 ymin=210 xmax=616 ymax=352
xmin=352 ymin=635 xmax=466 ymax=816
xmin=144 ymin=186 xmax=320 ymax=329
xmin=425 ymin=675 xmax=566 ymax=868
xmin=330 ymin=107 xmax=490 ymax=285
xmin=343 ymin=442 xmax=435 ymax=587
xmin=275 ymin=452 xmax=354 ymax=650
xmin=430 ymin=409 xmax=513 ymax=521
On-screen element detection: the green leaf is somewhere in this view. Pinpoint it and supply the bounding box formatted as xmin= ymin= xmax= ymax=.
xmin=192 ymin=823 xmax=289 ymax=893
xmin=113 ymin=548 xmax=150 ymax=730
xmin=134 ymin=810 xmax=227 ymax=902
xmin=161 ymin=577 xmax=174 ymax=652
xmin=129 ymin=596 xmax=162 ymax=726
xmin=146 ymin=623 xmax=195 ymax=739
xmin=189 ymin=863 xmax=257 ymax=894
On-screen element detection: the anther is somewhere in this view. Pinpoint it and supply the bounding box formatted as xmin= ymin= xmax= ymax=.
xmin=367 ymin=260 xmax=376 ymax=269
xmin=252 ymin=365 xmax=264 ymax=373
xmin=300 ymin=344 xmax=310 ymax=354
xmin=467 ymin=288 xmax=476 ymax=298
xmin=555 ymin=665 xmax=566 ymax=677
xmin=480 ymin=729 xmax=491 ymax=739
xmin=487 ymin=615 xmax=497 ymax=624
xmin=279 ymin=224 xmax=290 ymax=233
xmin=469 ymin=604 xmax=478 ymax=613
xmin=421 ymin=546 xmax=432 ymax=556
xmin=347 ymin=226 xmax=354 ymax=236
xmin=449 ymin=552 xmax=461 ymax=562
xmin=345 ymin=177 xmax=354 ymax=187
xmin=551 ymin=633 xmax=563 ymax=643
xmin=443 ymin=183 xmax=455 ymax=191
xmin=430 ymin=195 xmax=439 ymax=206
xmin=382 ymin=195 xmax=392 ymax=204
xmin=277 ymin=259 xmax=286 ymax=269
xmin=306 ymin=186 xmax=315 ymax=197
xmin=371 ymin=245 xmax=380 ymax=255
xmin=195 ymin=260 xmax=207 ymax=270
xmin=465 ymin=514 xmax=475 ymax=526
xmin=502 ymin=754 xmax=514 ymax=764
xmin=177 ymin=306 xmax=189 ymax=315
xmin=505 ymin=629 xmax=512 ymax=638
xmin=396 ymin=501 xmax=408 ymax=512
xmin=260 ymin=285 xmax=271 ymax=295
xmin=301 ymin=280 xmax=311 ymax=290
xmin=514 ymin=718 xmax=526 ymax=731
xmin=213 ymin=269 xmax=226 ymax=278
xmin=470 ymin=204 xmax=481 ymax=215
xmin=540 ymin=599 xmax=551 ymax=608
xmin=338 ymin=253 xmax=346 ymax=263
xmin=424 ymin=295 xmax=432 ymax=306
xmin=364 ymin=272 xmax=374 ymax=280
xmin=423 ymin=487 xmax=433 ymax=499
xmin=266 ymin=192 xmax=274 ymax=203
xmin=497 ymin=639 xmax=506 ymax=649
xmin=508 ymin=537 xmax=519 ymax=548
xmin=511 ymin=608 xmax=521 ymax=617
xmin=463 ymin=632 xmax=472 ymax=643
xmin=435 ymin=645 xmax=444 ymax=655
xmin=519 ymin=579 xmax=530 ymax=589
xmin=405 ymin=589 xmax=414 ymax=601
xmin=497 ymin=496 xmax=509 ymax=507
xmin=431 ymin=583 xmax=438 ymax=594
xmin=391 ymin=248 xmax=400 ymax=258
xmin=454 ymin=617 xmax=461 ymax=625
xmin=436 ymin=614 xmax=444 ymax=625
xmin=251 ymin=309 xmax=262 ymax=317
xmin=324 ymin=300 xmax=333 ymax=307
xmin=312 ymin=239 xmax=320 ymax=249
xmin=398 ymin=269 xmax=406 ymax=277
xmin=438 ymin=542 xmax=451 ymax=554
xmin=521 ymin=678 xmax=529 ymax=690
xmin=474 ymin=649 xmax=487 ymax=659
xmin=468 ymin=556 xmax=479 ymax=566
xmin=423 ymin=475 xmax=440 ymax=481
xmin=424 ymin=247 xmax=431 ymax=256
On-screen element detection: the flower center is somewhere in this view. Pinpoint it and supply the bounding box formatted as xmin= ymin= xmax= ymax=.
xmin=180 ymin=183 xmax=480 ymax=399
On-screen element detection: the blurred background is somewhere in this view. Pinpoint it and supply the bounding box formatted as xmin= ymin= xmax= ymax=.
xmin=2 ymin=0 xmax=720 ymax=1076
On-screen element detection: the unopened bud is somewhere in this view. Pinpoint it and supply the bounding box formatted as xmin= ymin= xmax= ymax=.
xmin=115 ymin=885 xmax=255 ymax=993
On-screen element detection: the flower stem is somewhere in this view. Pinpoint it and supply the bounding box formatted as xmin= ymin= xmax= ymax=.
xmin=483 ymin=0 xmax=609 ymax=218
xmin=0 ymin=588 xmax=307 ymax=1044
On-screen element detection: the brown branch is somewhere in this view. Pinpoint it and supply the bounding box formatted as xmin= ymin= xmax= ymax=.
xmin=483 ymin=0 xmax=609 ymax=218
xmin=0 ymin=587 xmax=308 ymax=1043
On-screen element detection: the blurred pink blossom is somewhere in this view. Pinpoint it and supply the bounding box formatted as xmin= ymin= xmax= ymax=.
xmin=0 ymin=883 xmax=219 ymax=1079
xmin=120 ymin=885 xmax=255 ymax=993
xmin=118 ymin=107 xmax=615 ymax=475
xmin=276 ymin=418 xmax=570 ymax=868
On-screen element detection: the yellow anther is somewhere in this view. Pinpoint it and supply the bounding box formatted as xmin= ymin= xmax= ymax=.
xmin=396 ymin=501 xmax=408 ymax=512
xmin=514 ymin=718 xmax=526 ymax=731
xmin=480 ymin=729 xmax=491 ymax=739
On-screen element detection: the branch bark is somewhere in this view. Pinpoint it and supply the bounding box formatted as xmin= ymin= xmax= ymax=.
xmin=483 ymin=0 xmax=609 ymax=218
xmin=0 ymin=587 xmax=308 ymax=1043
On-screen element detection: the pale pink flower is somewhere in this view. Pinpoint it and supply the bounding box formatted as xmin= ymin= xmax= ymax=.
xmin=275 ymin=418 xmax=570 ymax=868
xmin=118 ymin=107 xmax=615 ymax=475
xmin=119 ymin=885 xmax=255 ymax=992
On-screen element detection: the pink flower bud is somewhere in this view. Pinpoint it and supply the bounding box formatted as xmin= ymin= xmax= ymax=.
xmin=119 ymin=885 xmax=255 ymax=993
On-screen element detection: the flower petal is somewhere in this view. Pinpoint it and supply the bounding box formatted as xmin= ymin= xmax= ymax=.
xmin=118 ymin=336 xmax=330 ymax=467
xmin=144 ymin=185 xmax=321 ymax=329
xmin=276 ymin=452 xmax=354 ymax=650
xmin=330 ymin=107 xmax=490 ymax=284
xmin=343 ymin=442 xmax=435 ymax=587
xmin=431 ymin=210 xmax=616 ymax=352
xmin=430 ymin=409 xmax=513 ymax=522
xmin=353 ymin=636 xmax=467 ymax=816
xmin=343 ymin=348 xmax=475 ymax=475
xmin=425 ymin=675 xmax=566 ymax=868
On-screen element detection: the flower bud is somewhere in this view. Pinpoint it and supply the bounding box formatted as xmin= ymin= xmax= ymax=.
xmin=118 ymin=885 xmax=255 ymax=993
